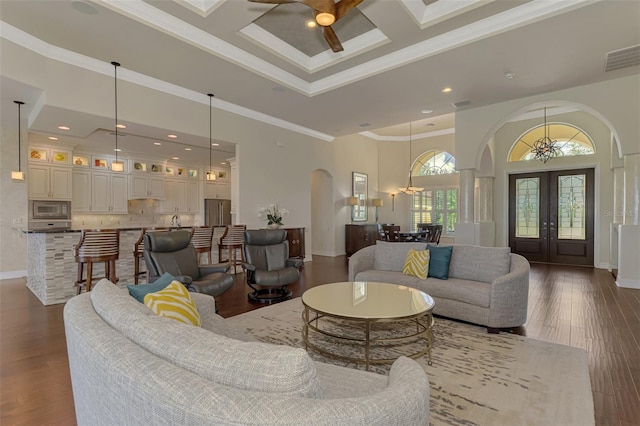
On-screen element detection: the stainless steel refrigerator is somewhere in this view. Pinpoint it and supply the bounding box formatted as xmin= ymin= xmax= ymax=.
xmin=204 ymin=199 xmax=232 ymax=227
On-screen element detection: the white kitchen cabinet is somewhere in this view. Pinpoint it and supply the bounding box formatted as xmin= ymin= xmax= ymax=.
xmin=72 ymin=171 xmax=128 ymax=214
xmin=160 ymin=179 xmax=199 ymax=213
xmin=203 ymin=181 xmax=230 ymax=200
xmin=129 ymin=175 xmax=165 ymax=199
xmin=28 ymin=164 xmax=72 ymax=200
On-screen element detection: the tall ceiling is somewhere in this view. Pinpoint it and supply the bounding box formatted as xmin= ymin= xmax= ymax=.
xmin=1 ymin=0 xmax=638 ymax=165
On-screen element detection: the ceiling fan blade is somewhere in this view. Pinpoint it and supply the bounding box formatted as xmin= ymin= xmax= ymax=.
xmin=323 ymin=26 xmax=344 ymax=52
xmin=248 ymin=0 xmax=298 ymax=4
xmin=334 ymin=0 xmax=364 ymax=21
xmin=302 ymin=0 xmax=335 ymax=14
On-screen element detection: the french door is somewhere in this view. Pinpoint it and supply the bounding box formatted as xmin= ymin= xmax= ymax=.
xmin=508 ymin=168 xmax=594 ymax=266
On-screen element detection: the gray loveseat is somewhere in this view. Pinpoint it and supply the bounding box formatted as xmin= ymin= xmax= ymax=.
xmin=349 ymin=242 xmax=530 ymax=332
xmin=64 ymin=280 xmax=430 ymax=425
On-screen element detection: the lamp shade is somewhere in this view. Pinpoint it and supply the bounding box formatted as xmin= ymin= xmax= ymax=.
xmin=372 ymin=198 xmax=383 ymax=207
xmin=347 ymin=196 xmax=359 ymax=206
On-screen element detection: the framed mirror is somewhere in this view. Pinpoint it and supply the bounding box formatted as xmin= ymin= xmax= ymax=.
xmin=352 ymin=172 xmax=368 ymax=222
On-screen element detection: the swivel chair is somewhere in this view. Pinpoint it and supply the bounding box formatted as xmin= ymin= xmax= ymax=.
xmin=242 ymin=229 xmax=303 ymax=304
xmin=143 ymin=230 xmax=233 ymax=300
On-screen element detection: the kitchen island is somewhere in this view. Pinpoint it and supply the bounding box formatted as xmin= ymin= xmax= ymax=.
xmin=24 ymin=226 xmax=194 ymax=305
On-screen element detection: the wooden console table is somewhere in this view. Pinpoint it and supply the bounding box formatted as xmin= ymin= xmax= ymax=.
xmin=283 ymin=227 xmax=305 ymax=259
xmin=345 ymin=224 xmax=380 ymax=256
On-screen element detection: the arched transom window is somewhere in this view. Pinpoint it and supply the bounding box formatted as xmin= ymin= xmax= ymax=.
xmin=509 ymin=123 xmax=595 ymax=162
xmin=413 ymin=150 xmax=456 ymax=175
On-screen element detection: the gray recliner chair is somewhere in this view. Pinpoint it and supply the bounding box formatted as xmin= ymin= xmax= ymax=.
xmin=242 ymin=229 xmax=303 ymax=304
xmin=143 ymin=230 xmax=233 ymax=299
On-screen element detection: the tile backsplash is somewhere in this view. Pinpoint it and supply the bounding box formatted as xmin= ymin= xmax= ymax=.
xmin=71 ymin=199 xmax=201 ymax=228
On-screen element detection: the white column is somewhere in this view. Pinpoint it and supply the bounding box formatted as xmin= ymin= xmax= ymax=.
xmin=477 ymin=177 xmax=494 ymax=222
xmin=459 ymin=169 xmax=475 ymax=224
xmin=456 ymin=169 xmax=477 ymax=244
xmin=623 ymin=153 xmax=640 ymax=225
xmin=617 ymin=153 xmax=640 ymax=288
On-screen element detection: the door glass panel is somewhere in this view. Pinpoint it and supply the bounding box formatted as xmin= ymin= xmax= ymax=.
xmin=515 ymin=178 xmax=539 ymax=238
xmin=558 ymin=174 xmax=586 ymax=240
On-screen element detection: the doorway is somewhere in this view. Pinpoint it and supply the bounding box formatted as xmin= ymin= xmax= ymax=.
xmin=509 ymin=168 xmax=594 ymax=266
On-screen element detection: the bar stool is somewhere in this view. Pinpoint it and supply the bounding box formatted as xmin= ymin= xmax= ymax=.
xmin=75 ymin=229 xmax=120 ymax=294
xmin=218 ymin=224 xmax=246 ymax=273
xmin=133 ymin=227 xmax=169 ymax=284
xmin=191 ymin=226 xmax=214 ymax=265
xmin=212 ymin=226 xmax=226 ymax=263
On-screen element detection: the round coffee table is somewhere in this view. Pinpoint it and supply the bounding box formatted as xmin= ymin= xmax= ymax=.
xmin=301 ymin=281 xmax=435 ymax=370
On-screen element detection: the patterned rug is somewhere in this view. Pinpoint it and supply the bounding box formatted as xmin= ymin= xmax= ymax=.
xmin=227 ymin=298 xmax=594 ymax=426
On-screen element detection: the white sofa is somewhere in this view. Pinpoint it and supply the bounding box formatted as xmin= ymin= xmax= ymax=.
xmin=63 ymin=280 xmax=431 ymax=425
xmin=349 ymin=242 xmax=530 ymax=332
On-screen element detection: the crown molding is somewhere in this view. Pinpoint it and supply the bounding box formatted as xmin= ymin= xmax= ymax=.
xmin=0 ymin=21 xmax=334 ymax=142
xmin=400 ymin=0 xmax=489 ymax=29
xmin=174 ymin=0 xmax=225 ymax=17
xmin=360 ymin=127 xmax=455 ymax=141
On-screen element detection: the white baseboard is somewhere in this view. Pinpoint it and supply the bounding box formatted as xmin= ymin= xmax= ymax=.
xmin=616 ymin=277 xmax=640 ymax=289
xmin=0 ymin=270 xmax=27 ymax=280
xmin=311 ymin=250 xmax=341 ymax=257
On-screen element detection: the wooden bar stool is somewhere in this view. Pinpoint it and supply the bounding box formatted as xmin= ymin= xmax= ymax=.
xmin=133 ymin=227 xmax=169 ymax=284
xmin=191 ymin=226 xmax=214 ymax=265
xmin=218 ymin=224 xmax=246 ymax=274
xmin=75 ymin=229 xmax=120 ymax=294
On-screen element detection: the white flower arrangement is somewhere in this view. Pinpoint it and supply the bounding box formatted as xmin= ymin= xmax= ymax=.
xmin=258 ymin=204 xmax=289 ymax=226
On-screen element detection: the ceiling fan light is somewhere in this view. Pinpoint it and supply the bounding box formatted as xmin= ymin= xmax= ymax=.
xmin=316 ymin=12 xmax=335 ymax=26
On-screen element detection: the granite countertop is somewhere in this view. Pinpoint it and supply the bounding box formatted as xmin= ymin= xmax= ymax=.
xmin=21 ymin=225 xmax=195 ymax=234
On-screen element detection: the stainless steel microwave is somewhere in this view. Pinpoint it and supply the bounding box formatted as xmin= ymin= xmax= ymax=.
xmin=29 ymin=200 xmax=71 ymax=220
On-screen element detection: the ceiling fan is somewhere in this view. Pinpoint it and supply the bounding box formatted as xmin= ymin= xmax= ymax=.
xmin=249 ymin=0 xmax=364 ymax=52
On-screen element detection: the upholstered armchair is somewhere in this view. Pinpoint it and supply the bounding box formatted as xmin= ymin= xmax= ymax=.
xmin=143 ymin=230 xmax=233 ymax=299
xmin=242 ymin=229 xmax=303 ymax=303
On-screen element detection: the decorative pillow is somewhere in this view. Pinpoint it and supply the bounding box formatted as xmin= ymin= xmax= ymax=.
xmin=426 ymin=244 xmax=453 ymax=280
xmin=402 ymin=249 xmax=430 ymax=279
xmin=144 ymin=280 xmax=201 ymax=326
xmin=127 ymin=272 xmax=176 ymax=303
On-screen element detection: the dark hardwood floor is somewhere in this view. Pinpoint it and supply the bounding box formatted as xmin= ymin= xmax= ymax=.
xmin=1 ymin=257 xmax=638 ymax=425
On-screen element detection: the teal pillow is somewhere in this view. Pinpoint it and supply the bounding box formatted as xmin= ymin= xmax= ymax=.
xmin=426 ymin=244 xmax=453 ymax=280
xmin=127 ymin=272 xmax=176 ymax=303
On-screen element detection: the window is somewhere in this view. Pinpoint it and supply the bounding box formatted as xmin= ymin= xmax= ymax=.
xmin=410 ymin=189 xmax=458 ymax=233
xmin=413 ymin=150 xmax=456 ymax=175
xmin=509 ymin=123 xmax=595 ymax=162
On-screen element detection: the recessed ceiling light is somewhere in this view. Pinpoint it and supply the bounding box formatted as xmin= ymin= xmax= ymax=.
xmin=211 ymin=143 xmax=219 ymax=146
xmin=48 ymin=136 xmax=58 ymax=140
xmin=116 ymin=124 xmax=126 ymax=129
xmin=442 ymin=87 xmax=452 ymax=93
xmin=114 ymin=148 xmax=122 ymax=152
xmin=58 ymin=126 xmax=70 ymax=130
xmin=153 ymin=142 xmax=161 ymax=146
xmin=172 ymin=157 xmax=179 ymax=160
xmin=220 ymin=162 xmax=226 ymax=165
xmin=306 ymin=20 xmax=317 ymax=28
xmin=185 ymin=148 xmax=191 ymax=151
xmin=504 ymin=71 xmax=516 ymax=79
xmin=167 ymin=134 xmax=177 ymax=138
xmin=421 ymin=109 xmax=433 ymax=114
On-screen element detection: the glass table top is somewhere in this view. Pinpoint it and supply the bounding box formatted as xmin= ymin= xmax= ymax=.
xmin=302 ymin=281 xmax=435 ymax=320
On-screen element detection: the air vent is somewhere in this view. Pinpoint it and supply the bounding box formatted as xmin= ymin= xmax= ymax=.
xmin=452 ymin=99 xmax=471 ymax=109
xmin=604 ymin=45 xmax=640 ymax=72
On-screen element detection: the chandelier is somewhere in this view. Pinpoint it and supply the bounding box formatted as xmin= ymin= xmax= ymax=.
xmin=531 ymin=107 xmax=560 ymax=163
xmin=398 ymin=121 xmax=424 ymax=195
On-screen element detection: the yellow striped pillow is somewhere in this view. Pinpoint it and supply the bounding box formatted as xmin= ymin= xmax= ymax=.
xmin=402 ymin=249 xmax=430 ymax=279
xmin=144 ymin=280 xmax=201 ymax=326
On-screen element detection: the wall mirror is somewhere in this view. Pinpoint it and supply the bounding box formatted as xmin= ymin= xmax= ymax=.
xmin=352 ymin=172 xmax=368 ymax=222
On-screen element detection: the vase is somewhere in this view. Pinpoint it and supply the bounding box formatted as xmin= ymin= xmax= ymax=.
xmin=267 ymin=223 xmax=282 ymax=229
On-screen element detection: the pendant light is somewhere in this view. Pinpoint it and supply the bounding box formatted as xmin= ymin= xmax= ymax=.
xmin=11 ymin=100 xmax=25 ymax=181
xmin=206 ymin=93 xmax=216 ymax=181
xmin=531 ymin=107 xmax=560 ymax=164
xmin=110 ymin=61 xmax=124 ymax=172
xmin=398 ymin=121 xmax=424 ymax=194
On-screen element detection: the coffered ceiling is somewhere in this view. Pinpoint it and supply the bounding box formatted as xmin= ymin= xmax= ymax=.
xmin=0 ymin=0 xmax=638 ymax=165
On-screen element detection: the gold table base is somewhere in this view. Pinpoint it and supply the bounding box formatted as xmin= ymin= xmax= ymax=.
xmin=302 ymin=306 xmax=434 ymax=371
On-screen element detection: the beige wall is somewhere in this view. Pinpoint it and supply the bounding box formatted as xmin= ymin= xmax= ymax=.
xmin=0 ymin=125 xmax=28 ymax=277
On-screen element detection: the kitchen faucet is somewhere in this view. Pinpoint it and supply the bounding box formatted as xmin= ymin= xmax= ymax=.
xmin=170 ymin=214 xmax=181 ymax=228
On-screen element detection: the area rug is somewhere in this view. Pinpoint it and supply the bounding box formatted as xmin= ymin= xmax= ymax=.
xmin=227 ymin=298 xmax=594 ymax=426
